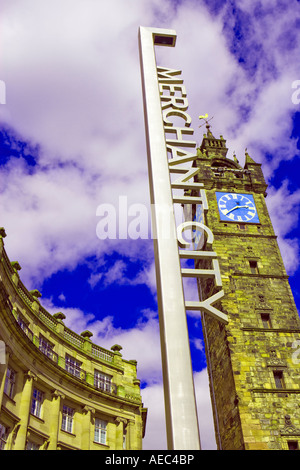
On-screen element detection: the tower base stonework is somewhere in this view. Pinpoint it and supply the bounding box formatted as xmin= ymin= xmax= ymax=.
xmin=194 ymin=125 xmax=300 ymax=450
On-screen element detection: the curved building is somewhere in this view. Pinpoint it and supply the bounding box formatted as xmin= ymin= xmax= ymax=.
xmin=0 ymin=228 xmax=147 ymax=450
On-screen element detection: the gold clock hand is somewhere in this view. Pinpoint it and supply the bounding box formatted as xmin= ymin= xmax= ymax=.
xmin=224 ymin=205 xmax=238 ymax=214
xmin=225 ymin=205 xmax=249 ymax=214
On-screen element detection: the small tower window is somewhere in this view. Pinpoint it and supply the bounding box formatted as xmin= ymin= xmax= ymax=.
xmin=273 ymin=370 xmax=285 ymax=389
xmin=261 ymin=313 xmax=272 ymax=329
xmin=249 ymin=260 xmax=259 ymax=274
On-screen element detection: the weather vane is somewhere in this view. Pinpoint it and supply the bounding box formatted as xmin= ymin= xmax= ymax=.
xmin=199 ymin=113 xmax=214 ymax=128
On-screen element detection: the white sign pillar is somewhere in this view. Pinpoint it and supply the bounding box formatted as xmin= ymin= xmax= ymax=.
xmin=138 ymin=26 xmax=201 ymax=450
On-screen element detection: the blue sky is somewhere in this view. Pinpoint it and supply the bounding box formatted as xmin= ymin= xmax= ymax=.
xmin=1 ymin=0 xmax=300 ymax=450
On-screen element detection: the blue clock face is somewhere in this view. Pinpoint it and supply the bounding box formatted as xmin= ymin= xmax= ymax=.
xmin=216 ymin=192 xmax=260 ymax=223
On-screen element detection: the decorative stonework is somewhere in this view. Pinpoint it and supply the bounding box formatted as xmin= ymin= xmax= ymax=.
xmin=280 ymin=415 xmax=300 ymax=436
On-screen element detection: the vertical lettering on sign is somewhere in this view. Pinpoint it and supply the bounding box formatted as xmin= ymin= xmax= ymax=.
xmin=157 ymin=65 xmax=227 ymax=324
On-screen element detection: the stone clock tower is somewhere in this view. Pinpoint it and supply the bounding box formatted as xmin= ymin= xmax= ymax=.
xmin=192 ymin=123 xmax=300 ymax=450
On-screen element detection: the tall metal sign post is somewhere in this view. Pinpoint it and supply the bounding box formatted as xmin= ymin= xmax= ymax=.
xmin=138 ymin=26 xmax=201 ymax=450
xmin=138 ymin=26 xmax=227 ymax=450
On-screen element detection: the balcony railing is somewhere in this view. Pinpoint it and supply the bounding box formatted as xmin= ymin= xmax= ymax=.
xmin=91 ymin=344 xmax=114 ymax=363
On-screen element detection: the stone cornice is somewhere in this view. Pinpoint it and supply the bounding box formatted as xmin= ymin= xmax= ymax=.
xmin=232 ymin=272 xmax=289 ymax=280
xmin=242 ymin=327 xmax=300 ymax=333
xmin=251 ymin=388 xmax=300 ymax=394
xmin=213 ymin=231 xmax=277 ymax=239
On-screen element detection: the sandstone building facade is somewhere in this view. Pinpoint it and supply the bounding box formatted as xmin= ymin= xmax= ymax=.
xmin=0 ymin=230 xmax=147 ymax=450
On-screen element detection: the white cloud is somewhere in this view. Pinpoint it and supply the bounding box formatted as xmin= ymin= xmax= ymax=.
xmin=100 ymin=259 xmax=128 ymax=286
xmin=58 ymin=292 xmax=66 ymax=302
xmin=266 ymin=181 xmax=300 ymax=274
xmin=43 ymin=300 xmax=96 ymax=333
xmin=152 ymin=0 xmax=300 ymax=173
xmin=1 ymin=0 xmax=299 ymax=282
xmin=1 ymin=0 xmax=149 ymax=170
xmin=87 ymin=256 xmax=157 ymax=293
xmin=142 ymin=368 xmax=216 ymax=450
xmin=191 ymin=337 xmax=205 ymax=352
xmin=194 ymin=369 xmax=217 ymax=450
xmin=1 ymin=0 xmax=300 ymax=451
xmin=91 ymin=311 xmax=163 ymax=385
xmin=128 ymin=261 xmax=157 ymax=294
xmin=140 ymin=382 xmax=167 ymax=450
xmin=1 ymin=158 xmax=101 ymax=285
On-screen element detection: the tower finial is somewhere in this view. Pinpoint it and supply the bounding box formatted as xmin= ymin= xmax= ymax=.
xmin=233 ymin=151 xmax=239 ymax=164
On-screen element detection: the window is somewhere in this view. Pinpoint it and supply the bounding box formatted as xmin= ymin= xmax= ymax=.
xmin=4 ymin=367 xmax=16 ymax=399
xmin=26 ymin=441 xmax=40 ymax=450
xmin=273 ymin=370 xmax=285 ymax=389
xmin=94 ymin=418 xmax=107 ymax=445
xmin=65 ymin=355 xmax=82 ymax=379
xmin=61 ymin=405 xmax=74 ymax=434
xmin=39 ymin=336 xmax=57 ymax=362
xmin=237 ymin=223 xmax=247 ymax=231
xmin=212 ymin=169 xmax=223 ymax=178
xmin=17 ymin=314 xmax=33 ymax=341
xmin=94 ymin=371 xmax=112 ymax=393
xmin=261 ymin=313 xmax=272 ymax=329
xmin=0 ymin=423 xmax=8 ymax=450
xmin=31 ymin=388 xmax=43 ymax=418
xmin=288 ymin=441 xmax=299 ymax=450
xmin=249 ymin=260 xmax=259 ymax=274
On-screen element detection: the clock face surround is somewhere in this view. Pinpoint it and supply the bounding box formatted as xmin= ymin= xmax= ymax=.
xmin=216 ymin=192 xmax=260 ymax=223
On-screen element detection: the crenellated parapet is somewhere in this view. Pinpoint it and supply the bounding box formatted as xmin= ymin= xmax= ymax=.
xmin=192 ymin=126 xmax=268 ymax=196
